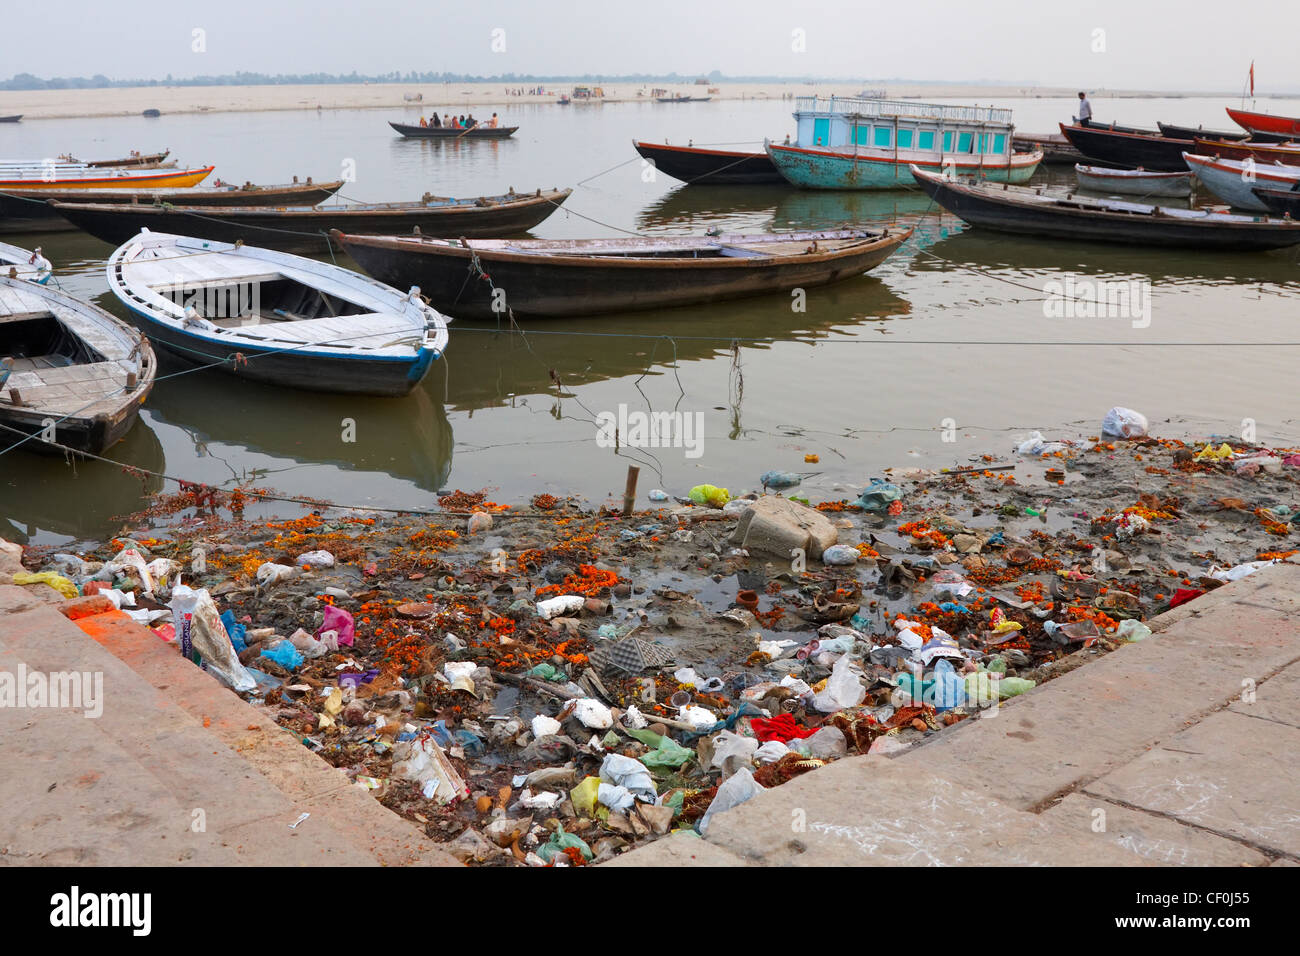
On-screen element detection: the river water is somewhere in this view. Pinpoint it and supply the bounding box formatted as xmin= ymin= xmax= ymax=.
xmin=3 ymin=94 xmax=1299 ymax=545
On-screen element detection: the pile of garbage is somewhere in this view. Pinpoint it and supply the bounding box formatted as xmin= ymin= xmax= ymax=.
xmin=8 ymin=414 xmax=1300 ymax=865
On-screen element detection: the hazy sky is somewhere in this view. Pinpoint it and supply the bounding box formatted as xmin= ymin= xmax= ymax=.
xmin=4 ymin=0 xmax=1296 ymax=92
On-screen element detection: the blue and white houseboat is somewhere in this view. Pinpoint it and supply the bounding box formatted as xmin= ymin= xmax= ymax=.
xmin=767 ymin=95 xmax=1042 ymax=190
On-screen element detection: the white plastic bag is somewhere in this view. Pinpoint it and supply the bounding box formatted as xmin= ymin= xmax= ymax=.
xmin=536 ymin=595 xmax=585 ymax=619
xmin=295 ymin=550 xmax=335 ymax=568
xmin=810 ymin=653 xmax=866 ymax=712
xmin=169 ymin=585 xmax=255 ymax=692
xmin=256 ymin=562 xmax=297 ymax=586
xmin=392 ymin=735 xmax=467 ymax=805
xmin=709 ymin=730 xmax=758 ymax=773
xmin=599 ymin=753 xmax=657 ymax=802
xmin=572 ymin=698 xmax=613 ymax=730
xmin=531 ymin=714 xmax=562 ymax=738
xmin=1101 ymin=407 xmax=1149 ymax=439
xmin=699 ymin=766 xmax=761 ymax=835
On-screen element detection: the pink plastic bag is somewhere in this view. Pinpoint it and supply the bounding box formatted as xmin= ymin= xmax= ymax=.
xmin=316 ymin=604 xmax=355 ymax=647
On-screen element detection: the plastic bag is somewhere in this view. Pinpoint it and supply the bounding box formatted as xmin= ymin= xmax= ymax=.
xmin=1015 ymin=431 xmax=1073 ymax=455
xmin=219 ymin=609 xmax=247 ymax=652
xmin=688 ymin=484 xmax=731 ymax=508
xmin=289 ymin=627 xmax=332 ymax=659
xmin=570 ymin=776 xmax=601 ymax=815
xmin=1209 ymin=559 xmax=1277 ymax=582
xmin=104 ymin=547 xmax=155 ymax=594
xmin=699 ymin=767 xmax=761 ymax=835
xmin=628 ymin=729 xmax=694 ymax=769
xmin=1115 ymin=619 xmax=1152 ymax=642
xmin=857 ymin=479 xmax=902 ymax=513
xmin=256 ymin=562 xmax=297 ymax=586
xmin=531 ymin=714 xmax=562 ymax=738
xmin=810 ymin=653 xmax=866 ymax=712
xmin=12 ymin=571 xmax=77 ymax=598
xmin=760 ymin=470 xmax=802 ymax=489
xmin=316 ymin=604 xmax=354 ymax=646
xmin=932 ymin=658 xmax=966 ymax=710
xmin=597 ymin=783 xmax=636 ymax=812
xmin=599 ymin=753 xmax=656 ymax=802
xmin=392 ymin=735 xmax=467 ymax=805
xmin=572 ymin=698 xmax=613 ymax=730
xmin=536 ymin=595 xmax=585 ymax=619
xmin=169 ymin=585 xmax=255 ymax=692
xmin=709 ymin=730 xmax=758 ymax=773
xmin=1101 ymin=407 xmax=1148 ymax=439
xmin=260 ymin=639 xmax=304 ymax=671
xmin=537 ymin=825 xmax=593 ymax=864
xmin=821 ymin=545 xmax=860 ymax=565
xmin=296 ymin=550 xmax=335 ymax=568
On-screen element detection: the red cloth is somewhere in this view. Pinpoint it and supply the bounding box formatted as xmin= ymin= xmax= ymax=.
xmin=1169 ymin=588 xmax=1204 ymax=608
xmin=750 ymin=712 xmax=818 ymax=744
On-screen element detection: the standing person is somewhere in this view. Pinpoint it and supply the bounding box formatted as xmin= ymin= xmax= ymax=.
xmin=1077 ymin=91 xmax=1093 ymax=128
xmin=489 ymin=112 xmax=499 ymax=128
xmin=431 ymin=112 xmax=441 ymax=127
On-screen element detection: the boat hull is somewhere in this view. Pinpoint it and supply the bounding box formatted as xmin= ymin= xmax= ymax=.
xmin=1074 ymin=165 xmax=1192 ymax=198
xmin=1252 ymin=187 xmax=1300 ymax=217
xmin=336 ymin=230 xmax=911 ymax=319
xmin=632 ymin=141 xmax=785 ymax=185
xmin=912 ymin=169 xmax=1300 ymax=250
xmin=1192 ymin=138 xmax=1300 ymax=167
xmin=389 ymin=122 xmax=517 ymax=139
xmin=0 ymin=166 xmax=214 ymax=190
xmin=766 ymin=143 xmax=1041 ymax=190
xmin=1183 ymin=154 xmax=1300 ymax=211
xmin=1226 ymin=107 xmax=1300 ymax=139
xmin=0 ymin=180 xmax=345 ymax=233
xmin=54 ymin=190 xmax=571 ymax=252
xmin=1156 ymin=122 xmax=1249 ymax=142
xmin=1060 ymin=125 xmax=1193 ymax=171
xmin=1013 ymin=134 xmax=1085 ymax=165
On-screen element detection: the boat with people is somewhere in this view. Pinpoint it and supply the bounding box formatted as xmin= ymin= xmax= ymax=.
xmin=0 ymin=178 xmax=345 ymax=233
xmin=1226 ymin=106 xmax=1300 ymax=140
xmin=331 ymin=227 xmax=912 ymax=319
xmin=389 ymin=121 xmax=517 ymax=139
xmin=1191 ymin=136 xmax=1300 ymax=167
xmin=1059 ymin=124 xmax=1193 ymax=171
xmin=54 ymin=188 xmax=572 ymax=253
xmin=1074 ymin=164 xmax=1193 ymax=198
xmin=106 ymin=231 xmax=448 ymax=396
xmin=1181 ymin=153 xmax=1300 ymax=211
xmin=0 ymin=240 xmax=51 ymax=283
xmin=0 ymin=275 xmax=156 ymax=455
xmin=1251 ymin=185 xmax=1300 ymax=218
xmin=766 ymin=95 xmax=1041 ymax=190
xmin=631 ymin=141 xmax=785 ymax=185
xmin=910 ymin=166 xmax=1300 ymax=250
xmin=0 ymin=164 xmax=213 ymax=191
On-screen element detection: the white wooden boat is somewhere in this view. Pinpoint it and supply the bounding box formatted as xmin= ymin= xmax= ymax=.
xmin=1074 ymin=164 xmax=1192 ymax=198
xmin=1182 ymin=153 xmax=1300 ymax=212
xmin=0 ymin=241 xmax=51 ymax=284
xmin=0 ymin=276 xmax=155 ymax=455
xmin=105 ymin=230 xmax=449 ymax=397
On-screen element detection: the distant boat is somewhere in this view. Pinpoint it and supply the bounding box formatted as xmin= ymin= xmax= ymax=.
xmin=0 ymin=178 xmax=344 ymax=234
xmin=0 ymin=115 xmax=20 ymax=124
xmin=1191 ymin=136 xmax=1300 ymax=167
xmin=911 ymin=165 xmax=1300 ymax=250
xmin=106 ymin=230 xmax=449 ymax=396
xmin=1156 ymin=122 xmax=1248 ymax=142
xmin=1059 ymin=124 xmax=1193 ymax=171
xmin=1226 ymin=106 xmax=1300 ymax=140
xmin=0 ymin=164 xmax=213 ymax=191
xmin=768 ymin=95 xmax=1041 ymax=190
xmin=54 ymin=188 xmax=572 ymax=253
xmin=1012 ymin=132 xmax=1085 ymax=165
xmin=1182 ymin=153 xmax=1300 ymax=211
xmin=389 ymin=121 xmax=517 ymax=139
xmin=60 ymin=150 xmax=172 ymax=169
xmin=656 ymin=95 xmax=712 ymax=103
xmin=332 ymin=228 xmax=912 ymax=319
xmin=632 ymin=141 xmax=785 ymax=185
xmin=1251 ymin=185 xmax=1300 ymax=217
xmin=0 ymin=239 xmax=51 ymax=283
xmin=0 ymin=275 xmax=156 ymax=456
xmin=142 ymin=109 xmax=161 ymax=118
xmin=1074 ymin=164 xmax=1192 ymax=198
xmin=558 ymin=95 xmax=571 ymax=105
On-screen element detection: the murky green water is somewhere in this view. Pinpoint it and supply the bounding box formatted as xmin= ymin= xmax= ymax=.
xmin=3 ymin=95 xmax=1299 ymax=545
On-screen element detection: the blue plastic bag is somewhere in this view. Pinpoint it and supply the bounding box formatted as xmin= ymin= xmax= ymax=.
xmin=933 ymin=659 xmax=967 ymax=711
xmin=259 ymin=640 xmax=303 ymax=671
xmin=220 ymin=609 xmax=247 ymax=652
xmin=857 ymin=479 xmax=902 ymax=513
xmin=760 ymin=470 xmax=802 ymax=489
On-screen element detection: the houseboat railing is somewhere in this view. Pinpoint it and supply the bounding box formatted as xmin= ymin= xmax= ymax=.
xmin=794 ymin=95 xmax=1013 ymax=125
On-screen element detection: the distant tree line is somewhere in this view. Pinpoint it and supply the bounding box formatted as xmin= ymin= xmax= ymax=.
xmin=0 ymin=69 xmax=885 ymax=91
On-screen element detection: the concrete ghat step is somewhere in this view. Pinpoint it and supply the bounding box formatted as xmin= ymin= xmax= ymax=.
xmin=0 ymin=605 xmax=457 ymax=866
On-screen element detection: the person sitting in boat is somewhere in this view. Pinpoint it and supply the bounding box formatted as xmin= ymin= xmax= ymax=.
xmin=419 ymin=116 xmax=428 ymax=128
xmin=431 ymin=113 xmax=441 ymax=127
xmin=489 ymin=113 xmax=499 ymax=128
xmin=1077 ymin=92 xmax=1093 ymax=128
xmin=466 ymin=114 xmax=477 ymax=128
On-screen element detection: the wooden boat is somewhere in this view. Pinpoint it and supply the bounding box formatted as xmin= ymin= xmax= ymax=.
xmin=910 ymin=166 xmax=1300 ymax=250
xmin=1182 ymin=153 xmax=1300 ymax=211
xmin=61 ymin=150 xmax=172 ymax=169
xmin=1074 ymin=164 xmax=1192 ymax=198
xmin=1156 ymin=122 xmax=1248 ymax=142
xmin=657 ymin=95 xmax=712 ymax=103
xmin=769 ymin=96 xmax=1041 ymax=190
xmin=1226 ymin=106 xmax=1300 ymax=140
xmin=0 ymin=165 xmax=213 ymax=191
xmin=142 ymin=109 xmax=161 ymax=118
xmin=558 ymin=96 xmax=571 ymax=105
xmin=1059 ymin=124 xmax=1192 ymax=171
xmin=1012 ymin=132 xmax=1085 ymax=165
xmin=0 ymin=115 xmax=20 ymax=123
xmin=632 ymin=141 xmax=785 ymax=185
xmin=1191 ymin=137 xmax=1300 ymax=167
xmin=0 ymin=240 xmax=51 ymax=283
xmin=1251 ymin=186 xmax=1300 ymax=217
xmin=0 ymin=275 xmax=156 ymax=455
xmin=331 ymin=227 xmax=912 ymax=319
xmin=0 ymin=179 xmax=345 ymax=233
xmin=388 ymin=121 xmax=517 ymax=139
xmin=106 ymin=230 xmax=449 ymax=396
xmin=55 ymin=188 xmax=570 ymax=253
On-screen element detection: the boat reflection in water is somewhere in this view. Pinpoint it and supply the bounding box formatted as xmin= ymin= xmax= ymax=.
xmin=0 ymin=417 xmax=165 ymax=545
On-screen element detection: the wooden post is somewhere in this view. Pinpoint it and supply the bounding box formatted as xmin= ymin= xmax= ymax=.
xmin=622 ymin=465 xmax=639 ymax=518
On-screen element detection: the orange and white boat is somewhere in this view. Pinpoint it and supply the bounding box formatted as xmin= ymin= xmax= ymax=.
xmin=0 ymin=164 xmax=213 ymax=191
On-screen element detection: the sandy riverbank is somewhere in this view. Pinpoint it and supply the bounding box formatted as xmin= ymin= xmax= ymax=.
xmin=0 ymin=81 xmax=1254 ymax=121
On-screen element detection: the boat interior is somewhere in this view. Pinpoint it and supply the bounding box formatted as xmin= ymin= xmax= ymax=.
xmin=1 ymin=309 xmax=106 ymax=371
xmin=153 ymin=275 xmax=372 ymax=329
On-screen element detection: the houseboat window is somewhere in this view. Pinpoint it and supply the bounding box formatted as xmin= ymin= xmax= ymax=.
xmin=896 ymin=128 xmax=914 ymax=148
xmin=854 ymin=126 xmax=869 ymax=146
xmin=873 ymin=126 xmax=892 ymax=147
xmin=813 ymin=118 xmax=831 ymax=146
xmin=978 ymin=133 xmax=988 ymax=153
xmin=992 ymin=133 xmax=1007 ymax=153
xmin=918 ymin=130 xmax=936 ymax=150
xmin=957 ymin=132 xmax=973 ymax=153
xmin=942 ymin=131 xmax=954 ymax=151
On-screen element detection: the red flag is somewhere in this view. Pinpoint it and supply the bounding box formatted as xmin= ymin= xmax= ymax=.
xmin=1249 ymin=61 xmax=1255 ymax=97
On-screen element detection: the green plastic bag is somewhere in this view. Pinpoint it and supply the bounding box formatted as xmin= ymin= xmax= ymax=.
xmin=538 ymin=824 xmax=593 ymax=863
xmin=570 ymin=776 xmax=601 ymax=815
xmin=627 ymin=727 xmax=694 ymax=769
xmin=527 ymin=663 xmax=565 ymax=682
xmin=998 ymin=676 xmax=1036 ymax=698
xmin=688 ymin=484 xmax=731 ymax=508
